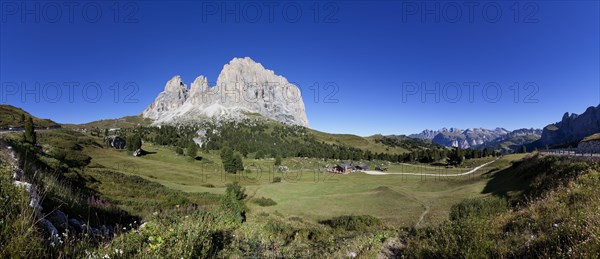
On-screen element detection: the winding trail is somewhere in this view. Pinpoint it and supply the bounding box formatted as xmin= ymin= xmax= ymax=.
xmin=363 ymin=157 xmax=500 ymax=177
xmin=415 ymin=204 xmax=429 ymax=228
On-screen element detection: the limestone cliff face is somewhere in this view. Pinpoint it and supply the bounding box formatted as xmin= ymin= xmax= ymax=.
xmin=142 ymin=57 xmax=309 ymax=127
xmin=536 ymin=105 xmax=600 ymax=147
xmin=142 ymin=76 xmax=188 ymax=120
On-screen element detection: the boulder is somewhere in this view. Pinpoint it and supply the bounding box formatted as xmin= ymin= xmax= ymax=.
xmin=13 ymin=180 xmax=42 ymax=213
xmin=49 ymin=210 xmax=68 ymax=230
xmin=12 ymin=168 xmax=24 ymax=180
xmin=39 ymin=218 xmax=58 ymax=242
xmin=133 ymin=148 xmax=142 ymax=157
xmin=68 ymin=218 xmax=84 ymax=233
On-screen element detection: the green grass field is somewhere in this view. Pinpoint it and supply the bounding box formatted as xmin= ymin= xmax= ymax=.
xmin=83 ymin=141 xmax=522 ymax=227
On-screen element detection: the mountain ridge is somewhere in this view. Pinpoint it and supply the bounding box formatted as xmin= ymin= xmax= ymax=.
xmin=142 ymin=57 xmax=309 ymax=127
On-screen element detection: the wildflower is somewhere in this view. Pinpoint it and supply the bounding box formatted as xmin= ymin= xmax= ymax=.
xmin=103 ymin=255 xmax=110 ymax=259
xmin=115 ymin=248 xmax=123 ymax=255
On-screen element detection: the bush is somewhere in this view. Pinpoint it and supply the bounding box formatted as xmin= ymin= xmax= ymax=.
xmin=252 ymin=197 xmax=277 ymax=207
xmin=272 ymin=176 xmax=282 ymax=183
xmin=320 ymin=215 xmax=381 ymax=231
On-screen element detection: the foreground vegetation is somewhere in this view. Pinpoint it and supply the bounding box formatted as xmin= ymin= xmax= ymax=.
xmin=3 ymin=121 xmax=600 ymax=257
xmin=402 ymin=154 xmax=600 ymax=257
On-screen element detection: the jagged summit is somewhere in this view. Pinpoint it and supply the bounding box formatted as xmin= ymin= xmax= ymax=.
xmin=142 ymin=57 xmax=309 ymax=127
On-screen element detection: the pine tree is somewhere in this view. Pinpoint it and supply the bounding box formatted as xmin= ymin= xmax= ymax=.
xmin=187 ymin=142 xmax=198 ymax=158
xmin=274 ymin=155 xmax=282 ymax=166
xmin=23 ymin=116 xmax=36 ymax=144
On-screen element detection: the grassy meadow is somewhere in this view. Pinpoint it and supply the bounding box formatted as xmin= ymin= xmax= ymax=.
xmin=83 ymin=140 xmax=522 ymax=226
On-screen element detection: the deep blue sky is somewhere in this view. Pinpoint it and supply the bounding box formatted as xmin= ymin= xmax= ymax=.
xmin=1 ymin=1 xmax=599 ymax=136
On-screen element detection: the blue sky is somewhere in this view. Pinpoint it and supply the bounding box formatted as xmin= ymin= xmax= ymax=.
xmin=1 ymin=1 xmax=599 ymax=136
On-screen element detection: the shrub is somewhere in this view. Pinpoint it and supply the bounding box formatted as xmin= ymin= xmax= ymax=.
xmin=272 ymin=176 xmax=282 ymax=183
xmin=252 ymin=197 xmax=277 ymax=207
xmin=320 ymin=215 xmax=381 ymax=231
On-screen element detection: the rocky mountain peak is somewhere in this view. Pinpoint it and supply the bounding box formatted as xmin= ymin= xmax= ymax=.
xmin=164 ymin=75 xmax=187 ymax=92
xmin=535 ymin=104 xmax=600 ymax=148
xmin=142 ymin=57 xmax=309 ymax=127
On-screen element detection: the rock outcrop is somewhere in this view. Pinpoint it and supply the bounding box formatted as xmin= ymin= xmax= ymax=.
xmin=142 ymin=57 xmax=309 ymax=127
xmin=534 ymin=104 xmax=600 ymax=148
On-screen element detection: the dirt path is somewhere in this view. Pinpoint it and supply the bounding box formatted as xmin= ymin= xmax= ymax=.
xmin=363 ymin=157 xmax=500 ymax=177
xmin=415 ymin=204 xmax=429 ymax=228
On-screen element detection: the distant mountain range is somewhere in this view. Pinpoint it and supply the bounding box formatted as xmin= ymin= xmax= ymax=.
xmin=410 ymin=127 xmax=542 ymax=150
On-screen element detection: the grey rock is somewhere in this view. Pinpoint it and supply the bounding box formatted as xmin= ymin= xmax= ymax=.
xmin=39 ymin=219 xmax=59 ymax=242
xmin=142 ymin=57 xmax=309 ymax=127
xmin=50 ymin=210 xmax=68 ymax=230
xmin=535 ymin=105 xmax=600 ymax=148
xmin=106 ymin=136 xmax=126 ymax=149
xmin=68 ymin=218 xmax=84 ymax=232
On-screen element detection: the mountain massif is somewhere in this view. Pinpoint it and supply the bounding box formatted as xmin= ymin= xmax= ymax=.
xmin=142 ymin=57 xmax=309 ymax=127
xmin=532 ymin=104 xmax=600 ymax=148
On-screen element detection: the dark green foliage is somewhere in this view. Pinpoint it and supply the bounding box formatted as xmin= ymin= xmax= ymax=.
xmin=274 ymin=155 xmax=282 ymax=166
xmin=252 ymin=197 xmax=277 ymax=207
xmin=272 ymin=176 xmax=282 ymax=183
xmin=447 ymin=148 xmax=465 ymax=165
xmin=220 ymin=182 xmax=247 ymax=223
xmin=175 ymin=146 xmax=183 ymax=155
xmin=187 ymin=142 xmax=198 ymax=158
xmin=221 ymin=147 xmax=243 ymax=173
xmin=23 ymin=116 xmax=36 ymax=144
xmin=320 ymin=215 xmax=381 ymax=231
xmin=140 ymin=119 xmax=405 ymax=163
xmin=126 ymin=135 xmax=142 ymax=151
xmin=521 ymin=145 xmax=527 ymax=153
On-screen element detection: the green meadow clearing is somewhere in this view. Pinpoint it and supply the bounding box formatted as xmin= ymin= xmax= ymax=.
xmin=84 ymin=142 xmax=525 ymax=227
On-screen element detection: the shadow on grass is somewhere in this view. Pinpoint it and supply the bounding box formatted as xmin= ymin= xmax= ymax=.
xmin=481 ymin=159 xmax=539 ymax=200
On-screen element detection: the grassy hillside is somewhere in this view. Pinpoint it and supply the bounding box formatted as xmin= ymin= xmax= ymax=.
xmin=400 ymin=154 xmax=600 ymax=257
xmin=581 ymin=133 xmax=600 ymax=142
xmin=62 ymin=115 xmax=153 ymax=129
xmin=0 ymin=105 xmax=60 ymax=129
xmin=6 ymin=124 xmax=600 ymax=257
xmin=310 ymin=129 xmax=411 ymax=154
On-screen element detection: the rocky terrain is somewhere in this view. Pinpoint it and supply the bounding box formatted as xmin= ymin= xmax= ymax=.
xmin=479 ymin=128 xmax=542 ymax=152
xmin=411 ymin=127 xmax=510 ymax=149
xmin=142 ymin=57 xmax=309 ymax=127
xmin=410 ymin=127 xmax=542 ymax=150
xmin=532 ymin=105 xmax=600 ymax=148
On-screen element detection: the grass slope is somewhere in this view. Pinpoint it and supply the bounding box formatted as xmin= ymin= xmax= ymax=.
xmin=0 ymin=105 xmax=60 ymax=129
xmin=83 ymin=138 xmax=516 ymax=226
xmin=63 ymin=115 xmax=153 ymax=129
xmin=310 ymin=129 xmax=409 ymax=154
